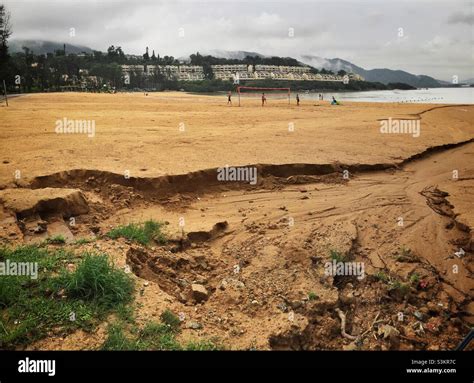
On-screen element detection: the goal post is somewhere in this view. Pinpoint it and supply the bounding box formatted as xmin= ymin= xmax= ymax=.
xmin=236 ymin=86 xmax=291 ymax=106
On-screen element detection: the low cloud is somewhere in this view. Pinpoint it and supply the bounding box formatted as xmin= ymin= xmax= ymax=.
xmin=448 ymin=11 xmax=474 ymax=25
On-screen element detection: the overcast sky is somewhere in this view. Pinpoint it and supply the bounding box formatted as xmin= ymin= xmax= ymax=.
xmin=4 ymin=0 xmax=474 ymax=80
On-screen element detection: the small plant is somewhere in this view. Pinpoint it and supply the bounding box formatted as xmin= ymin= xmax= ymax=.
xmin=388 ymin=279 xmax=410 ymax=297
xmin=186 ymin=338 xmax=221 ymax=351
xmin=45 ymin=235 xmax=66 ymax=244
xmin=396 ymin=246 xmax=417 ymax=262
xmin=308 ymin=292 xmax=318 ymax=301
xmin=329 ymin=249 xmax=347 ymax=263
xmin=409 ymin=273 xmax=420 ymax=285
xmin=160 ymin=309 xmax=181 ymax=332
xmin=138 ymin=322 xmax=181 ymax=350
xmin=74 ymin=238 xmax=95 ymax=245
xmin=116 ymin=303 xmax=135 ymax=323
xmin=374 ymin=271 xmax=390 ymax=283
xmin=101 ymin=323 xmax=136 ymax=351
xmin=107 ymin=220 xmax=167 ymax=246
xmin=101 ymin=315 xmax=221 ymax=351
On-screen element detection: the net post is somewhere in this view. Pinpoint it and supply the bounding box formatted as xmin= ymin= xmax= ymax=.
xmin=238 ymin=86 xmax=241 ymax=107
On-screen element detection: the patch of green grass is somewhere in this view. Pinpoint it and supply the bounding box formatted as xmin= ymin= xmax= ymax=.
xmin=374 ymin=271 xmax=390 ymax=283
xmin=138 ymin=322 xmax=181 ymax=350
xmin=101 ymin=321 xmax=181 ymax=351
xmin=388 ymin=279 xmax=411 ymax=297
xmin=185 ymin=338 xmax=222 ymax=351
xmin=0 ymin=246 xmax=134 ymax=348
xmin=45 ymin=235 xmax=66 ymax=244
xmin=101 ymin=315 xmax=221 ymax=351
xmin=107 ymin=220 xmax=167 ymax=246
xmin=54 ymin=253 xmax=134 ymax=308
xmin=409 ymin=273 xmax=420 ymax=285
xmin=160 ymin=309 xmax=181 ymax=332
xmin=0 ymin=245 xmax=71 ymax=309
xmin=115 ymin=303 xmax=136 ymax=324
xmin=100 ymin=322 xmax=137 ymax=351
xmin=308 ymin=292 xmax=318 ymax=301
xmin=329 ymin=249 xmax=347 ymax=263
xmin=74 ymin=238 xmax=95 ymax=245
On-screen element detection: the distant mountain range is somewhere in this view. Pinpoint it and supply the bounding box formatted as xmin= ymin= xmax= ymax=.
xmin=299 ymin=55 xmax=442 ymax=88
xmin=9 ymin=41 xmax=463 ymax=88
xmin=10 ymin=39 xmax=93 ymax=55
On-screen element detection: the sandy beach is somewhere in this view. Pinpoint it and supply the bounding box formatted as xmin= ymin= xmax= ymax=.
xmin=1 ymin=92 xmax=473 ymax=185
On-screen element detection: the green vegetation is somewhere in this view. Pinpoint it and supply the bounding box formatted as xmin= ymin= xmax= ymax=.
xmin=308 ymin=292 xmax=318 ymax=301
xmin=53 ymin=254 xmax=134 ymax=307
xmin=160 ymin=309 xmax=181 ymax=332
xmin=374 ymin=271 xmax=390 ymax=283
xmin=107 ymin=220 xmax=167 ymax=246
xmin=185 ymin=339 xmax=221 ymax=351
xmin=73 ymin=238 xmax=95 ymax=245
xmin=100 ymin=323 xmax=139 ymax=350
xmin=329 ymin=249 xmax=348 ymax=263
xmin=0 ymin=245 xmax=134 ymax=348
xmin=409 ymin=273 xmax=420 ymax=285
xmin=373 ymin=271 xmax=411 ymax=298
xmin=395 ymin=246 xmax=417 ymax=262
xmin=388 ymin=280 xmax=411 ymax=297
xmin=387 ymin=82 xmax=416 ymax=90
xmin=101 ymin=310 xmax=221 ymax=351
xmin=45 ymin=235 xmax=66 ymax=244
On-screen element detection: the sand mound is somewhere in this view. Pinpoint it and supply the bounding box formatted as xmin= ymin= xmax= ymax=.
xmin=0 ymin=187 xmax=89 ymax=218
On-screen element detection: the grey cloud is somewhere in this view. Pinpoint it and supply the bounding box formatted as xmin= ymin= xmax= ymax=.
xmin=448 ymin=11 xmax=474 ymax=25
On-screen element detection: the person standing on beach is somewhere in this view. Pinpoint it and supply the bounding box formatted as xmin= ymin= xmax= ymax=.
xmin=296 ymin=93 xmax=300 ymax=106
xmin=262 ymin=92 xmax=266 ymax=106
xmin=227 ymin=91 xmax=232 ymax=105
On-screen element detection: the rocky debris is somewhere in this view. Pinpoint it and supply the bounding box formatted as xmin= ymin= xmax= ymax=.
xmin=413 ymin=311 xmax=427 ymax=322
xmin=185 ymin=321 xmax=203 ymax=330
xmin=268 ymin=315 xmax=310 ymax=350
xmin=378 ymin=324 xmax=400 ymax=348
xmin=191 ymin=284 xmax=209 ymax=303
xmin=277 ymin=303 xmax=288 ymax=312
xmin=342 ymin=342 xmax=358 ymax=351
xmin=420 ymin=186 xmax=454 ymax=217
xmin=31 ymin=220 xmax=48 ymax=234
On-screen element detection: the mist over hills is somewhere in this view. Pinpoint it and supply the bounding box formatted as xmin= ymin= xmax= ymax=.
xmin=300 ymin=55 xmax=442 ymax=88
xmin=10 ymin=39 xmax=93 ymax=55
